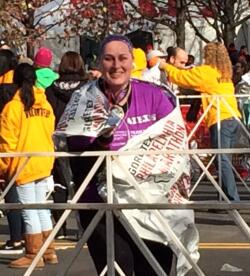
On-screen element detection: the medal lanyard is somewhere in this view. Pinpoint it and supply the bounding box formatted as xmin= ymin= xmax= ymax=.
xmin=104 ymin=82 xmax=131 ymax=107
xmin=101 ymin=80 xmax=132 ymax=140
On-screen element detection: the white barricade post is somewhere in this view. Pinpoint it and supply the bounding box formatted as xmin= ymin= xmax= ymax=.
xmin=2 ymin=93 xmax=250 ymax=275
xmin=100 ymin=107 xmax=201 ymax=276
xmin=178 ymin=93 xmax=250 ymax=241
xmin=54 ymin=79 xmax=201 ymax=275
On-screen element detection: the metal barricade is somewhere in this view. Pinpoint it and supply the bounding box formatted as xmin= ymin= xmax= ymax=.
xmin=0 ymin=94 xmax=250 ymax=276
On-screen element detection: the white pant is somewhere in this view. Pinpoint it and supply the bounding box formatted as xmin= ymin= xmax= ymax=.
xmin=16 ymin=176 xmax=54 ymax=234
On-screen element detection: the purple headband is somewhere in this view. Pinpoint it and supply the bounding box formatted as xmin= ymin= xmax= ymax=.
xmin=100 ymin=34 xmax=133 ymax=52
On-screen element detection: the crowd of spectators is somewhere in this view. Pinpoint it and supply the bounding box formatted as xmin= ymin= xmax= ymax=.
xmin=0 ymin=36 xmax=249 ymax=273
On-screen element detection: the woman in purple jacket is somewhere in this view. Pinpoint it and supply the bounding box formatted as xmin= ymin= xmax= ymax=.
xmin=68 ymin=35 xmax=175 ymax=275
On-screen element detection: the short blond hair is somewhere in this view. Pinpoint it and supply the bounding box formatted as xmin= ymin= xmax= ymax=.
xmin=204 ymin=42 xmax=232 ymax=82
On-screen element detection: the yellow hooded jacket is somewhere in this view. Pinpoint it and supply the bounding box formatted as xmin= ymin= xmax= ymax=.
xmin=162 ymin=64 xmax=241 ymax=127
xmin=131 ymin=48 xmax=147 ymax=79
xmin=0 ymin=70 xmax=14 ymax=84
xmin=0 ymin=86 xmax=55 ymax=185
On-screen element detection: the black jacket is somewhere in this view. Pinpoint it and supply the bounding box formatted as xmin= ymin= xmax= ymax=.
xmin=45 ymin=74 xmax=86 ymax=188
xmin=0 ymin=83 xmax=17 ymax=113
xmin=45 ymin=75 xmax=86 ymax=126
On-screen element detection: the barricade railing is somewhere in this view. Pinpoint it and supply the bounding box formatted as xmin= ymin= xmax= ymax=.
xmin=0 ymin=93 xmax=250 ymax=275
xmin=1 ymin=149 xmax=250 ymax=276
xmin=178 ymin=93 xmax=250 ymax=200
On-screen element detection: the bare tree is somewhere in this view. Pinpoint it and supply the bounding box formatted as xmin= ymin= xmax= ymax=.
xmin=186 ymin=0 xmax=250 ymax=45
xmin=0 ymin=0 xmax=57 ymax=56
xmin=125 ymin=0 xmax=189 ymax=48
xmin=4 ymin=0 xmax=250 ymax=57
xmin=0 ymin=0 xmax=193 ymax=56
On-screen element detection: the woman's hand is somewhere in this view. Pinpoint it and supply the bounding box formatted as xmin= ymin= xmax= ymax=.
xmin=159 ymin=59 xmax=167 ymax=70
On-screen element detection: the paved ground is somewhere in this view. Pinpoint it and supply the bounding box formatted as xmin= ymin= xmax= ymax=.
xmin=0 ymin=211 xmax=98 ymax=276
xmin=0 ymin=181 xmax=250 ymax=275
xmin=187 ymin=212 xmax=250 ymax=276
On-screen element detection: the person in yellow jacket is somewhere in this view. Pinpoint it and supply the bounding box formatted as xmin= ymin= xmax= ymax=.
xmin=0 ymin=49 xmax=16 ymax=84
xmin=131 ymin=48 xmax=147 ymax=79
xmin=0 ymin=49 xmax=18 ymax=113
xmin=160 ymin=42 xmax=241 ymax=201
xmin=0 ymin=48 xmax=26 ymax=255
xmin=0 ymin=63 xmax=58 ymax=268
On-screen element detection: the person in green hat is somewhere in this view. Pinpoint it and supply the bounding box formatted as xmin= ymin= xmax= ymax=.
xmin=34 ymin=47 xmax=58 ymax=89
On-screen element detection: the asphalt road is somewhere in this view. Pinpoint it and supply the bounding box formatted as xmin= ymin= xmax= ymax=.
xmin=0 ymin=181 xmax=250 ymax=276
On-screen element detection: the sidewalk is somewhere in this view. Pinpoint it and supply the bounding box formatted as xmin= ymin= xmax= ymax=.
xmin=0 ymin=212 xmax=97 ymax=276
xmin=1 ymin=187 xmax=250 ymax=275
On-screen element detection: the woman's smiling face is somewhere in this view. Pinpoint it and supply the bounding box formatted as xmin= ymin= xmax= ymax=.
xmin=100 ymin=40 xmax=133 ymax=92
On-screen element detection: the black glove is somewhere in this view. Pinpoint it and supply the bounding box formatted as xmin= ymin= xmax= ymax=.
xmin=186 ymin=99 xmax=201 ymax=122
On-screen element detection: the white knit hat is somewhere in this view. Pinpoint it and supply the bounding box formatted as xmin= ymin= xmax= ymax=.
xmin=146 ymin=50 xmax=168 ymax=61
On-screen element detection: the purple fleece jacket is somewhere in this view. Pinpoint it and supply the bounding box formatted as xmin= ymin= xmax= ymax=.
xmin=68 ymin=79 xmax=175 ymax=202
xmin=110 ymin=79 xmax=174 ymax=150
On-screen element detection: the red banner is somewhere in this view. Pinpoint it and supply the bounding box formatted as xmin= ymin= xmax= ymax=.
xmin=70 ymin=0 xmax=80 ymax=6
xmin=181 ymin=104 xmax=249 ymax=179
xmin=107 ymin=0 xmax=126 ymax=20
xmin=138 ymin=0 xmax=158 ymax=17
xmin=70 ymin=0 xmax=97 ymax=6
xmin=201 ymin=7 xmax=214 ymax=18
xmin=180 ymin=105 xmax=210 ymax=149
xmin=167 ymin=0 xmax=176 ymax=17
xmin=70 ymin=0 xmax=98 ymax=18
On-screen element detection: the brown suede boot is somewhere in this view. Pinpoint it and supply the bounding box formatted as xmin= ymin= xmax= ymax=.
xmin=9 ymin=233 xmax=44 ymax=268
xmin=42 ymin=230 xmax=58 ymax=264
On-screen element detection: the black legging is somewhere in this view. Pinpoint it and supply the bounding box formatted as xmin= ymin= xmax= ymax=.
xmin=70 ymin=152 xmax=174 ymax=275
xmin=79 ymin=210 xmax=173 ymax=276
xmin=5 ymin=185 xmax=24 ymax=242
xmin=51 ymin=185 xmax=68 ymax=234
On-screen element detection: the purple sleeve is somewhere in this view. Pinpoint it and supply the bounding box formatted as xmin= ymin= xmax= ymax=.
xmin=155 ymin=88 xmax=175 ymax=120
xmin=67 ymin=134 xmax=112 ymax=152
xmin=67 ymin=136 xmax=96 ymax=151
